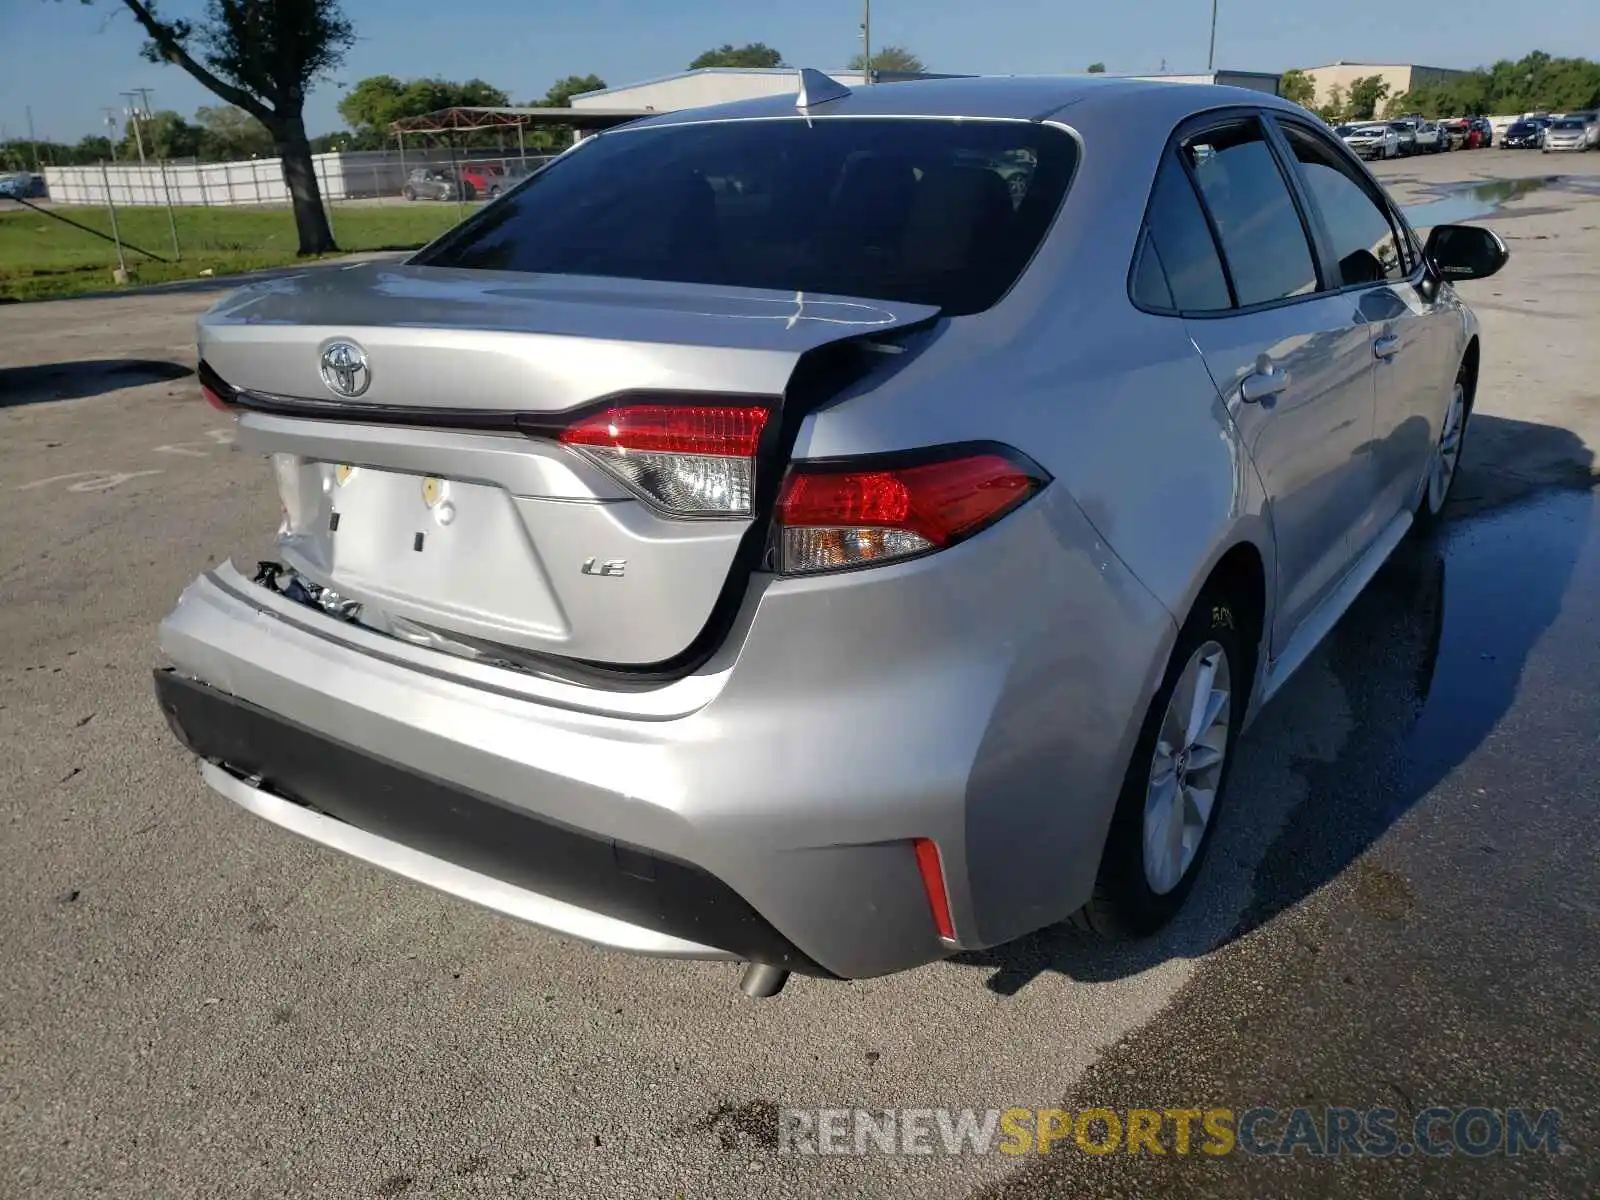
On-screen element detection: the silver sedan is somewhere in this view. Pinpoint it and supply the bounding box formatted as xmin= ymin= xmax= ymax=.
xmin=156 ymin=72 xmax=1507 ymax=997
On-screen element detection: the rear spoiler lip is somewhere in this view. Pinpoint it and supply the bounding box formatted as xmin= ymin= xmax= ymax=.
xmin=205 ymin=369 xmax=785 ymax=440
xmin=197 ymin=305 xmax=943 ymax=437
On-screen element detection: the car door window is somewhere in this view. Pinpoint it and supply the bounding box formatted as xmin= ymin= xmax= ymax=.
xmin=1135 ymin=154 xmax=1232 ymax=312
xmin=1279 ymin=123 xmax=1410 ymax=286
xmin=1182 ymin=121 xmax=1320 ymax=307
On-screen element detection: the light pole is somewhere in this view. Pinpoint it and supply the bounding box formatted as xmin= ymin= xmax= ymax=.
xmin=1207 ymin=0 xmax=1219 ymax=72
xmin=861 ymin=0 xmax=872 ymax=85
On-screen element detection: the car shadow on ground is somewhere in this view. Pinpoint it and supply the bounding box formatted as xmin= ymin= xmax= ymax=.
xmin=0 ymin=359 xmax=194 ymax=407
xmin=952 ymin=415 xmax=1595 ymax=995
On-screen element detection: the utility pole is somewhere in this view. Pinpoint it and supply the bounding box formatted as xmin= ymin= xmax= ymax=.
xmin=26 ymin=106 xmax=40 ymax=172
xmin=1207 ymin=0 xmax=1219 ymax=72
xmin=120 ymin=92 xmax=148 ymax=164
xmin=861 ymin=0 xmax=872 ymax=85
xmin=101 ymin=108 xmax=122 ymax=161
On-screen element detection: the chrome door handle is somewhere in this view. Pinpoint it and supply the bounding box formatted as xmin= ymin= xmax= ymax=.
xmin=1374 ymin=333 xmax=1401 ymax=361
xmin=1240 ymin=367 xmax=1289 ymax=404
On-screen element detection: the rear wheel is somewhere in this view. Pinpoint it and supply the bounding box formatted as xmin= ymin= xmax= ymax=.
xmin=402 ymin=186 xmax=416 ymax=202
xmin=1079 ymin=591 xmax=1246 ymax=938
xmin=1414 ymin=364 xmax=1470 ymax=534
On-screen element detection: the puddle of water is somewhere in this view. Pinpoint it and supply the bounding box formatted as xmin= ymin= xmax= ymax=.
xmin=1400 ymin=174 xmax=1600 ymax=227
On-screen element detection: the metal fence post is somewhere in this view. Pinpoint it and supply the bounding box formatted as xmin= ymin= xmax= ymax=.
xmin=99 ymin=160 xmax=129 ymax=283
xmin=156 ymin=154 xmax=182 ymax=259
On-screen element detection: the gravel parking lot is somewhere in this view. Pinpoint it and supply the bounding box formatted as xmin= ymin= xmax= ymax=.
xmin=2 ymin=150 xmax=1597 ymax=1199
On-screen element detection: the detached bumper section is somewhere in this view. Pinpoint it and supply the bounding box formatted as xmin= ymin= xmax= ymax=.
xmin=154 ymin=668 xmax=832 ymax=976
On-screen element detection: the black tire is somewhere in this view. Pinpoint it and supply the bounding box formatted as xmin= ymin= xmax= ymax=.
xmin=401 ymin=186 xmax=416 ymax=202
xmin=1412 ymin=362 xmax=1472 ymax=535
xmin=1078 ymin=590 xmax=1250 ymax=938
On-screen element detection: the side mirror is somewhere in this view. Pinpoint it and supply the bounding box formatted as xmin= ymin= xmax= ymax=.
xmin=1423 ymin=223 xmax=1509 ymax=282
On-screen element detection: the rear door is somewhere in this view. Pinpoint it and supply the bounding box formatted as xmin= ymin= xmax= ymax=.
xmin=1270 ymin=115 xmax=1456 ymax=544
xmin=1143 ymin=114 xmax=1379 ymax=652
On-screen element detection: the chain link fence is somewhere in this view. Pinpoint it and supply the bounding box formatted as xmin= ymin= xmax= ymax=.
xmin=41 ymin=150 xmax=558 ymax=209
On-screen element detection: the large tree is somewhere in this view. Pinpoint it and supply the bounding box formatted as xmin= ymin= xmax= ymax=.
xmin=690 ymin=43 xmax=784 ymax=69
xmin=541 ymin=74 xmax=606 ymax=108
xmin=512 ymin=74 xmax=608 ymax=152
xmin=1279 ymin=68 xmax=1315 ymax=107
xmin=194 ymin=103 xmax=275 ymax=159
xmin=338 ymin=75 xmax=511 ymax=143
xmin=1344 ymin=75 xmax=1391 ymax=120
xmin=1317 ymin=84 xmax=1347 ymax=123
xmin=122 ymin=108 xmax=201 ymax=159
xmin=81 ymin=0 xmax=355 ymax=255
xmin=1392 ymin=51 xmax=1600 ymax=116
xmin=848 ymin=45 xmax=925 ymax=74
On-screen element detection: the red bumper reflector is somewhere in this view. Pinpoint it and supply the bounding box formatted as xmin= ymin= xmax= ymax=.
xmin=200 ymin=383 xmax=231 ymax=412
xmin=912 ymin=837 xmax=956 ymax=941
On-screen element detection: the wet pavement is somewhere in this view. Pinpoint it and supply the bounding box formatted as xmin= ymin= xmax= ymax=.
xmin=1402 ymin=173 xmax=1600 ymax=227
xmin=973 ymin=486 xmax=1600 ymax=1198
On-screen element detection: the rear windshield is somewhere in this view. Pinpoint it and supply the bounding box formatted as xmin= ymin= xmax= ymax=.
xmin=1553 ymin=119 xmax=1584 ymax=130
xmin=413 ymin=118 xmax=1079 ymax=316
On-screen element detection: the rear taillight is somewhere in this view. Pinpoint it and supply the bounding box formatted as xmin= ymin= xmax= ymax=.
xmin=558 ymin=403 xmax=770 ymax=517
xmin=775 ymin=447 xmax=1047 ymax=575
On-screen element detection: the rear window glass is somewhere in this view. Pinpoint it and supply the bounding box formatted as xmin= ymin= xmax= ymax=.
xmin=413 ymin=118 xmax=1079 ymax=316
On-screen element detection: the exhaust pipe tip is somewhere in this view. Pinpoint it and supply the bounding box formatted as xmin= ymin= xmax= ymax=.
xmin=739 ymin=963 xmax=790 ymax=999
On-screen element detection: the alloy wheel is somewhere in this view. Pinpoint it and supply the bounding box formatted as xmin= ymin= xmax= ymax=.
xmin=1427 ymin=381 xmax=1467 ymax=514
xmin=1143 ymin=640 xmax=1231 ymax=895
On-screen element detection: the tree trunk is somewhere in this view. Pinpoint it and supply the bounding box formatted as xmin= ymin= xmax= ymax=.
xmin=268 ymin=111 xmax=337 ymax=256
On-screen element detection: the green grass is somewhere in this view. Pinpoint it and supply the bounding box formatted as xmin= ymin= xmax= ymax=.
xmin=0 ymin=202 xmax=484 ymax=301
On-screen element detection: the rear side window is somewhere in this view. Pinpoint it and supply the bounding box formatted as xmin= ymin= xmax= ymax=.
xmin=1137 ymin=155 xmax=1232 ymax=312
xmin=1279 ymin=123 xmax=1410 ymax=285
xmin=1182 ymin=122 xmax=1319 ymax=307
xmin=415 ymin=118 xmax=1079 ymax=316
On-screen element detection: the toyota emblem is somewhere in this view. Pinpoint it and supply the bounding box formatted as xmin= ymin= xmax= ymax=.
xmin=319 ymin=341 xmax=370 ymax=398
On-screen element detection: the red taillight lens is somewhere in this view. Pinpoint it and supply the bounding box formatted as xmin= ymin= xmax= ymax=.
xmin=912 ymin=838 xmax=956 ymax=941
xmin=558 ymin=403 xmax=770 ymax=516
xmin=775 ymin=449 xmax=1045 ymax=574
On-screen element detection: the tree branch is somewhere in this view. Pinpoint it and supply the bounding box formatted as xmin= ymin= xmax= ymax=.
xmin=116 ymin=0 xmax=278 ymax=121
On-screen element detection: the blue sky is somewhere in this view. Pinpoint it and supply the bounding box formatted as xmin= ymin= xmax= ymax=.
xmin=3 ymin=0 xmax=1596 ymax=143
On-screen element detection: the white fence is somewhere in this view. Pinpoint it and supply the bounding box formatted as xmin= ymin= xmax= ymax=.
xmin=42 ymin=149 xmax=554 ymax=207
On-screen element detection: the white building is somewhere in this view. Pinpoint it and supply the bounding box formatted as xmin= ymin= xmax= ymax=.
xmin=569 ymin=67 xmax=1282 ymax=116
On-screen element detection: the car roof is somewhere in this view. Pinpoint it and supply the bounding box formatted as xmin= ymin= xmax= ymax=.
xmin=624 ymin=73 xmax=1304 ymax=132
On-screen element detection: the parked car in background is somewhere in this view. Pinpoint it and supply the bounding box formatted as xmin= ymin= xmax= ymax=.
xmin=159 ymin=75 xmax=1508 ymax=997
xmin=1438 ymin=118 xmax=1470 ymax=149
xmin=1389 ymin=120 xmax=1420 ymax=155
xmin=0 ymin=172 xmax=46 ymax=199
xmin=402 ymin=167 xmax=464 ymax=201
xmin=1542 ymin=117 xmax=1590 ymax=153
xmin=1503 ymin=120 xmax=1544 ymax=149
xmin=1413 ymin=121 xmax=1446 ymax=153
xmin=1337 ymin=122 xmax=1400 ymax=160
xmin=1470 ymin=117 xmax=1494 ymax=147
xmin=1564 ymin=110 xmax=1600 ymax=148
xmin=459 ymin=162 xmax=507 ymax=198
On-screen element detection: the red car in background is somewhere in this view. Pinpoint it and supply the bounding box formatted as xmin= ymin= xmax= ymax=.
xmin=459 ymin=162 xmax=508 ymax=198
xmin=1440 ymin=119 xmax=1494 ymax=148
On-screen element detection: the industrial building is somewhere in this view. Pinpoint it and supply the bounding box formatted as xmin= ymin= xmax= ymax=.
xmin=568 ymin=66 xmax=1282 ymax=116
xmin=1300 ymin=62 xmax=1467 ymax=109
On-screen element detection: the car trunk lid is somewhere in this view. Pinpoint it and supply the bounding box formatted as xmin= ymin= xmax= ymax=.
xmin=202 ymin=264 xmax=937 ymax=668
